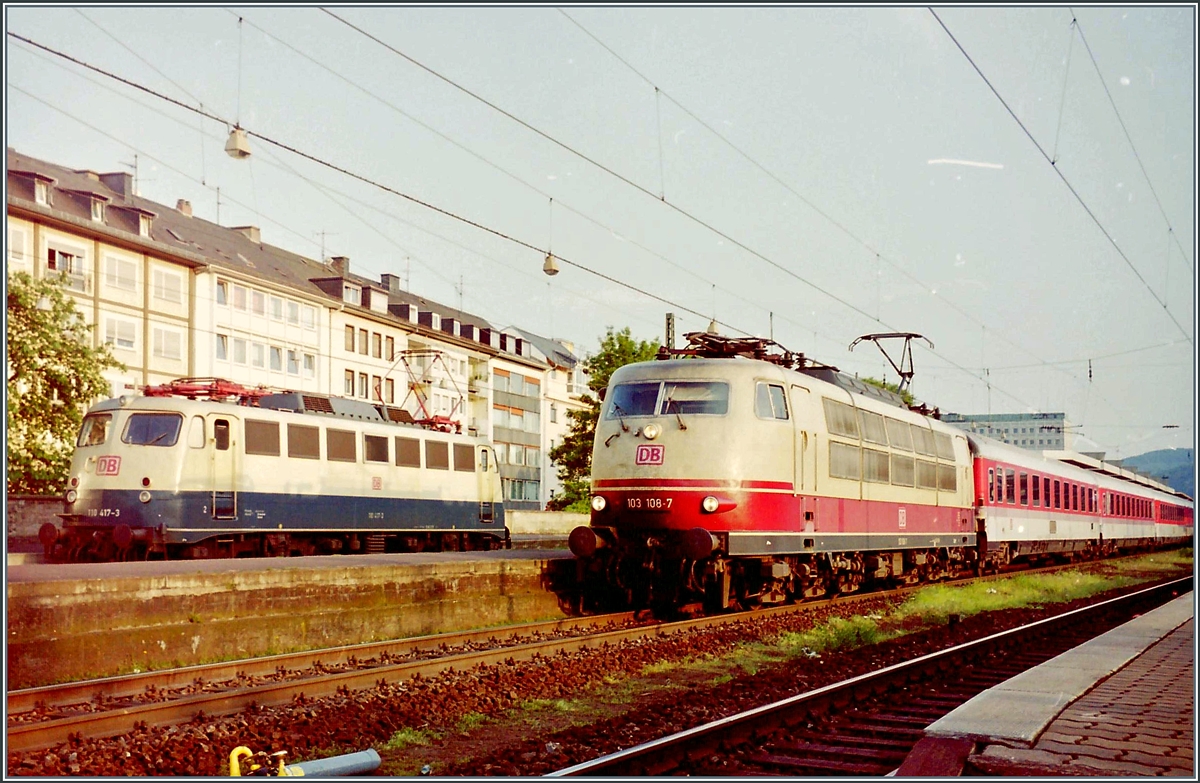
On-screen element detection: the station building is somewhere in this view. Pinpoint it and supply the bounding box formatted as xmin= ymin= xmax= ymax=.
xmin=941 ymin=411 xmax=1073 ymax=451
xmin=6 ymin=148 xmax=588 ymax=510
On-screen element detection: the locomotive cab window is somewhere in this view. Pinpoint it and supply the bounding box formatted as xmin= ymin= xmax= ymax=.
xmin=122 ymin=413 xmax=183 ymax=447
xmin=214 ymin=420 xmax=230 ymax=451
xmin=77 ymin=413 xmax=113 ymax=447
xmin=755 ymin=382 xmax=789 ymax=420
xmin=661 ymin=381 xmax=728 ymax=415
xmin=607 ymin=382 xmax=660 ymax=417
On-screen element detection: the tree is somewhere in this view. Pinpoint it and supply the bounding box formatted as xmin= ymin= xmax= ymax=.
xmin=6 ymin=272 xmax=124 ymax=495
xmin=861 ymin=376 xmax=915 ymax=406
xmin=547 ymin=327 xmax=660 ymax=512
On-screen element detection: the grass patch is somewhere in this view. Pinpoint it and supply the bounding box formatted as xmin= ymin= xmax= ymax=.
xmin=455 ymin=711 xmax=490 ymax=733
xmin=382 ymin=727 xmax=438 ymax=751
xmin=778 ymin=614 xmax=894 ymax=656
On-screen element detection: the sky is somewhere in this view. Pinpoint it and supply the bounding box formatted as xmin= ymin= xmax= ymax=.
xmin=5 ymin=5 xmax=1195 ymax=460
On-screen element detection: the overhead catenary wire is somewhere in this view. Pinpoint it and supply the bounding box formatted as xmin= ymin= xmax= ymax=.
xmin=929 ymin=8 xmax=1193 ymax=347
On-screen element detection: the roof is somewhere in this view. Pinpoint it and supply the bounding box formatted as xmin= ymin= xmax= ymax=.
xmin=509 ymin=327 xmax=580 ymax=370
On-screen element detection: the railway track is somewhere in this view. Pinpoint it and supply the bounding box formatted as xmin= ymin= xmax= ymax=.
xmin=5 ymin=558 xmax=1150 ymax=755
xmin=548 ymin=576 xmax=1191 ymax=776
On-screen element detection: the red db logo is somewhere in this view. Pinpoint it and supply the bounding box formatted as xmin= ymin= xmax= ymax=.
xmin=96 ymin=456 xmax=122 ymax=476
xmin=635 ymin=445 xmax=664 ymax=465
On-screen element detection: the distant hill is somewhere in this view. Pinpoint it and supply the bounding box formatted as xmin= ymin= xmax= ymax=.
xmin=1120 ymin=448 xmax=1194 ymax=498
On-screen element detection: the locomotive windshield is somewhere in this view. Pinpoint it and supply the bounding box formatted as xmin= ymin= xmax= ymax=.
xmin=76 ymin=413 xmax=113 ymax=447
xmin=606 ymin=380 xmax=728 ymax=418
xmin=121 ymin=413 xmax=183 ymax=447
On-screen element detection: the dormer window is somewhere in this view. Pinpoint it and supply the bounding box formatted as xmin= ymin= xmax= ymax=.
xmin=343 ymin=284 xmax=361 ymax=305
xmin=35 ymin=181 xmax=49 ymax=206
xmin=91 ymin=199 xmax=104 ymax=222
xmin=139 ymin=214 xmax=152 ymax=237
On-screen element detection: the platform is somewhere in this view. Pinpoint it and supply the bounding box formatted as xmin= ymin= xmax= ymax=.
xmin=899 ymin=592 xmax=1195 ymax=776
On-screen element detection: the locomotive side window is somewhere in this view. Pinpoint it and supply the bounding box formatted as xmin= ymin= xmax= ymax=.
xmin=661 ymin=382 xmax=728 ymax=415
xmin=987 ymin=468 xmax=995 ymax=501
xmin=426 ymin=441 xmax=450 ymax=470
xmin=1019 ymin=473 xmax=1028 ymax=505
xmin=77 ymin=413 xmax=112 ymax=447
xmin=937 ymin=464 xmax=956 ymax=492
xmin=755 ymin=383 xmax=789 ymax=420
xmin=828 ymin=441 xmax=860 ymax=480
xmin=995 ymin=469 xmax=1004 ymax=503
xmin=608 ymin=382 xmax=660 ymax=417
xmin=1004 ymin=469 xmax=1015 ymax=503
xmin=1054 ymin=480 xmax=1061 ymax=509
xmin=287 ymin=424 xmax=320 ymax=459
xmin=822 ymin=399 xmax=859 ymax=439
xmin=480 ymin=447 xmax=489 ymax=472
xmin=863 ymin=448 xmax=889 ymax=483
xmin=1044 ymin=477 xmax=1051 ymax=508
xmin=885 ymin=418 xmax=912 ymax=451
xmin=1032 ymin=474 xmax=1041 ymax=506
xmin=891 ymin=454 xmax=915 ymax=486
xmin=911 ymin=425 xmax=936 ymax=457
xmin=327 ymin=428 xmax=357 ymax=462
xmin=122 ymin=413 xmax=183 ymax=447
xmin=364 ymin=434 xmax=389 ymax=463
xmin=933 ymin=432 xmax=955 ymax=460
xmin=395 ymin=436 xmax=421 ymax=468
xmin=245 ymin=420 xmax=280 ymax=456
xmin=1072 ymin=484 xmax=1079 ymax=511
xmin=213 ymin=420 xmax=231 ymax=451
xmin=453 ymin=443 xmax=475 ymax=472
xmin=858 ymin=410 xmax=888 ymax=445
xmin=916 ymin=460 xmax=937 ymax=490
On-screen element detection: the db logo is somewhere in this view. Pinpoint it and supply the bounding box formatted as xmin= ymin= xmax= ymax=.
xmin=96 ymin=456 xmax=122 ymax=476
xmin=372 ymin=476 xmax=383 ymax=491
xmin=635 ymin=445 xmax=664 ymax=466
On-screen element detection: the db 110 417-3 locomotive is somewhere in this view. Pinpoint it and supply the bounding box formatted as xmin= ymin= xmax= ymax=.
xmin=569 ymin=333 xmax=1193 ymax=613
xmin=40 ymin=378 xmax=507 ymax=561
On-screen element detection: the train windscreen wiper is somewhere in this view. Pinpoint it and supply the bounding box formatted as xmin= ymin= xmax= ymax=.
xmin=662 ymin=394 xmax=688 ymax=431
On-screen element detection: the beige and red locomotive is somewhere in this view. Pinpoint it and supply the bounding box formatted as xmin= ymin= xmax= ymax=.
xmin=569 ymin=334 xmax=1192 ymax=612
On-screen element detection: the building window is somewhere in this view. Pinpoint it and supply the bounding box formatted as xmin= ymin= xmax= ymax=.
xmin=232 ymin=285 xmax=248 ymax=310
xmin=47 ymin=243 xmax=87 ymax=290
xmin=152 ymin=269 xmax=183 ymax=303
xmin=343 ymin=284 xmax=361 ymax=305
xmin=34 ymin=181 xmax=48 ymax=205
xmin=251 ymin=290 xmax=266 ymax=316
xmin=287 ymin=350 xmax=300 ymax=375
xmin=215 ymin=333 xmax=228 ymax=360
xmin=386 ymin=378 xmax=395 ymax=404
xmin=152 ymin=327 xmax=182 ymax=361
xmin=345 ymin=325 xmax=355 ymax=351
xmin=302 ymin=305 xmax=316 ymax=330
xmin=233 ymin=338 xmax=247 ymax=364
xmin=216 ymin=280 xmax=228 ymax=305
xmin=372 ymin=333 xmax=382 ymax=358
xmin=138 ymin=214 xmax=152 ymax=237
xmin=303 ymin=353 xmax=316 ymax=378
xmin=550 ymin=403 xmax=557 ymax=424
xmin=91 ymin=199 xmax=104 ymax=222
xmin=105 ymin=318 xmax=136 ymax=350
xmin=104 ymin=255 xmax=137 ymax=291
xmin=270 ymin=296 xmax=284 ymax=321
xmin=386 ymin=336 xmax=395 ymax=361
xmin=344 ymin=370 xmax=355 ymax=396
xmin=358 ymin=329 xmax=368 ymax=355
xmin=270 ymin=346 xmax=283 ymax=372
xmin=287 ymin=301 xmax=300 ymax=325
xmin=7 ymin=225 xmax=29 ymax=266
xmin=358 ymin=372 xmax=368 ymax=398
xmin=372 ymin=375 xmax=382 ymax=401
xmin=251 ymin=343 xmax=265 ymax=368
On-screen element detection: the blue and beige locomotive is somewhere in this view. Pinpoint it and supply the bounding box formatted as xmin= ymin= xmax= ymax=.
xmin=40 ymin=378 xmax=507 ymax=561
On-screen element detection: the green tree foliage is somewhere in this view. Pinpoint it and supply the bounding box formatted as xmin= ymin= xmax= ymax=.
xmin=547 ymin=327 xmax=660 ymax=511
xmin=861 ymin=376 xmax=915 ymax=406
xmin=6 ymin=272 xmax=123 ymax=495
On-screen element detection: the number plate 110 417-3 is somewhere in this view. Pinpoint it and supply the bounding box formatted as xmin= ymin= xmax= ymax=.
xmin=625 ymin=496 xmax=673 ymax=511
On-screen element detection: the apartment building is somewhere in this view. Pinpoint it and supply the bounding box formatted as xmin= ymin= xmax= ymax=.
xmin=7 ymin=148 xmax=560 ymax=508
xmin=941 ymin=411 xmax=1073 ymax=451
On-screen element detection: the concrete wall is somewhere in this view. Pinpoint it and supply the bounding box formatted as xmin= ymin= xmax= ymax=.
xmin=507 ymin=510 xmax=587 ymax=535
xmin=7 ymin=554 xmax=579 ymax=688
xmin=7 ymin=495 xmax=60 ymax=546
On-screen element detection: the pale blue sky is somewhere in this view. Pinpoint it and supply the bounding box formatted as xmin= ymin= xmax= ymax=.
xmin=5 ymin=5 xmax=1195 ymax=458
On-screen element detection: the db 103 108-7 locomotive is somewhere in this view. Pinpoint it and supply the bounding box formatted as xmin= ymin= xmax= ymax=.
xmin=41 ymin=378 xmax=507 ymax=561
xmin=569 ymin=333 xmax=1193 ymax=613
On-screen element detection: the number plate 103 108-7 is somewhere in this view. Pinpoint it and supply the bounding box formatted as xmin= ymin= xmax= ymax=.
xmin=625 ymin=495 xmax=673 ymax=511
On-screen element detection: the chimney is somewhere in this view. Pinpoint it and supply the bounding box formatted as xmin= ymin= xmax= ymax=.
xmin=232 ymin=225 xmax=261 ymax=243
xmin=330 ymin=255 xmax=349 ymax=276
xmin=76 ymin=169 xmax=101 ymax=181
xmin=176 ymin=199 xmax=193 ymax=217
xmin=99 ymin=171 xmax=132 ymax=198
xmin=381 ymin=273 xmax=402 ymax=292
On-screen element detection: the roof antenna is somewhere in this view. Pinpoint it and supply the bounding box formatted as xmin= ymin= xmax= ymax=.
xmin=848 ymin=332 xmax=933 ymax=394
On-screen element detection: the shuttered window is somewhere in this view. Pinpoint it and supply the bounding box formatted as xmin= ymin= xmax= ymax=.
xmin=287 ymin=424 xmax=320 ymax=459
xmin=426 ymin=440 xmax=450 ymax=470
xmin=244 ymin=420 xmax=280 ymax=456
xmin=327 ymin=428 xmax=357 ymax=462
xmin=395 ymin=436 xmax=421 ymax=468
xmin=453 ymin=443 xmax=475 ymax=472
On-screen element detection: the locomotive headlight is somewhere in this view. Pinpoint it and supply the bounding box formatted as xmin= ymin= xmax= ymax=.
xmin=139 ymin=490 xmax=152 ymax=504
xmin=65 ymin=489 xmax=78 ymax=504
xmin=591 ymin=495 xmax=607 ymax=512
xmin=702 ymin=495 xmax=720 ymax=513
xmin=641 ymin=423 xmax=661 ymax=440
